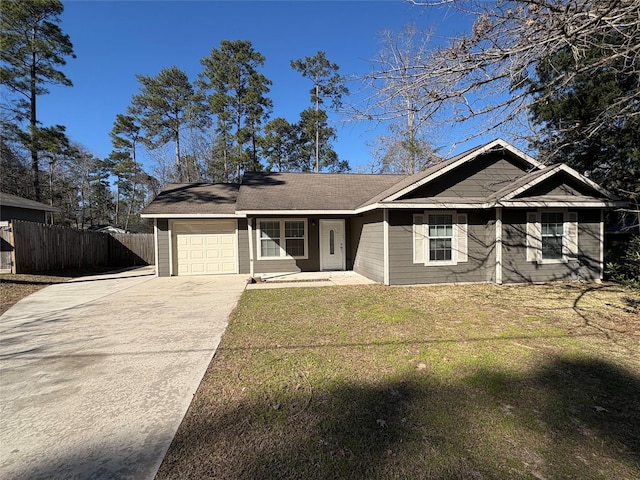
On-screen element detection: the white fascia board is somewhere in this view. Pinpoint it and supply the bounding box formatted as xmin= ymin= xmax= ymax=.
xmin=369 ymin=202 xmax=491 ymax=210
xmin=496 ymin=139 xmax=546 ymax=170
xmin=235 ymin=209 xmax=355 ymax=216
xmin=499 ymin=200 xmax=625 ymax=208
xmin=500 ymin=166 xmax=562 ymax=201
xmin=556 ymin=164 xmax=620 ymax=200
xmin=383 ymin=139 xmax=544 ymax=203
xmin=500 ymin=164 xmax=619 ymax=202
xmin=140 ymin=213 xmax=244 ymax=219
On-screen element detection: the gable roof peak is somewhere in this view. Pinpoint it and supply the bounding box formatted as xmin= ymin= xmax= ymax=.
xmin=372 ymin=138 xmax=543 ymax=204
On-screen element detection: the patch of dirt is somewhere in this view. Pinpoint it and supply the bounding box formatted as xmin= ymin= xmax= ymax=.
xmin=0 ymin=274 xmax=72 ymax=316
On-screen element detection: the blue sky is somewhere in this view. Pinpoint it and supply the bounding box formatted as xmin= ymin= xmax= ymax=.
xmin=38 ymin=0 xmax=486 ymax=174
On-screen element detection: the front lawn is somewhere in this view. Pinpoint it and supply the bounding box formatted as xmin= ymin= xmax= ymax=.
xmin=156 ymin=283 xmax=640 ymax=480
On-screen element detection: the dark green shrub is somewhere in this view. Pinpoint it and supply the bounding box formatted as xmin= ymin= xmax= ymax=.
xmin=606 ymin=235 xmax=640 ymax=288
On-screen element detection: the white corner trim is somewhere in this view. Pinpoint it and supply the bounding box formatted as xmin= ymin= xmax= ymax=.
xmin=599 ymin=209 xmax=604 ymax=280
xmin=153 ymin=219 xmax=159 ymax=277
xmin=383 ymin=209 xmax=390 ymax=285
xmin=495 ymin=207 xmax=503 ymax=285
xmin=247 ymin=218 xmax=255 ymax=277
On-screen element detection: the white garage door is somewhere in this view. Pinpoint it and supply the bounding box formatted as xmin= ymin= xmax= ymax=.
xmin=172 ymin=220 xmax=238 ymax=275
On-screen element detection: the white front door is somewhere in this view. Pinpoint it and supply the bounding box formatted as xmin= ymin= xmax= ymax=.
xmin=320 ymin=219 xmax=345 ymax=271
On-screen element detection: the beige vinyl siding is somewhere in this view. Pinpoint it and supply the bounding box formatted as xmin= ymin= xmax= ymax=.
xmin=404 ymin=154 xmax=529 ymax=199
xmin=388 ymin=210 xmax=494 ymax=285
xmin=156 ymin=219 xmax=170 ymax=277
xmin=352 ymin=211 xmax=384 ymax=282
xmin=237 ymin=219 xmax=250 ymax=274
xmin=501 ymin=209 xmax=601 ymax=283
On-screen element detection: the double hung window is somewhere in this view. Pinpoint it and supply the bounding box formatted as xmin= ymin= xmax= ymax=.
xmin=541 ymin=212 xmax=564 ymax=260
xmin=413 ymin=211 xmax=468 ymax=265
xmin=428 ymin=214 xmax=454 ymax=262
xmin=526 ymin=210 xmax=578 ymax=263
xmin=258 ymin=219 xmax=308 ymax=259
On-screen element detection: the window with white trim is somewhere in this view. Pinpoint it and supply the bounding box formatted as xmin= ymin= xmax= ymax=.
xmin=541 ymin=212 xmax=563 ymax=259
xmin=526 ymin=210 xmax=578 ymax=263
xmin=413 ymin=211 xmax=468 ymax=265
xmin=257 ymin=219 xmax=308 ymax=259
xmin=428 ymin=214 xmax=453 ymax=262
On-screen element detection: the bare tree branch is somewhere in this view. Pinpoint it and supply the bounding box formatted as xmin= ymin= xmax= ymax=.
xmin=355 ymin=1 xmax=639 ymax=147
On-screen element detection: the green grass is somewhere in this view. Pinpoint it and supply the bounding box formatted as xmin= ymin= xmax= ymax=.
xmin=156 ymin=283 xmax=640 ymax=480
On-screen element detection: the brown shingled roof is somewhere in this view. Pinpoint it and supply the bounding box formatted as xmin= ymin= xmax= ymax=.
xmin=236 ymin=172 xmax=404 ymax=211
xmin=141 ymin=183 xmax=239 ymax=215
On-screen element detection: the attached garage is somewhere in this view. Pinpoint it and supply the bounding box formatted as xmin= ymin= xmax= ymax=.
xmin=171 ymin=220 xmax=238 ymax=275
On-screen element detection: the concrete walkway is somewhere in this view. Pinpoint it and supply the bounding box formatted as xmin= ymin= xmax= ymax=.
xmin=0 ymin=267 xmax=248 ymax=480
xmin=247 ymin=271 xmax=376 ymax=290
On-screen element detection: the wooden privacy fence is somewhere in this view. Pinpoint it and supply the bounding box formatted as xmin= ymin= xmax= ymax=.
xmin=6 ymin=220 xmax=154 ymax=274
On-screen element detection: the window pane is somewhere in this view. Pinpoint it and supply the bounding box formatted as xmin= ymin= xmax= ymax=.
xmin=429 ymin=238 xmax=452 ymax=261
xmin=285 ymin=221 xmax=304 ymax=238
xmin=285 ymin=238 xmax=305 ymax=257
xmin=542 ymin=236 xmax=562 ymax=259
xmin=428 ymin=215 xmax=453 ymax=237
xmin=329 ymin=229 xmax=335 ymax=255
xmin=260 ymin=221 xmax=281 ymax=257
xmin=261 ymin=238 xmax=280 ymax=257
xmin=260 ymin=221 xmax=280 ymax=239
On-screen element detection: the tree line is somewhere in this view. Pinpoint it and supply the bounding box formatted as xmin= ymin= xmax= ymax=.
xmin=1 ymin=0 xmax=638 ymax=232
xmin=0 ymin=1 xmax=350 ymax=230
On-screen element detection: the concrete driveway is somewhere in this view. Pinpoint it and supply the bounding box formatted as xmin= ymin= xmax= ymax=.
xmin=0 ymin=267 xmax=247 ymax=480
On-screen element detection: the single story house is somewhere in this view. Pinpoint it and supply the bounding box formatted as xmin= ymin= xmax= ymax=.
xmin=0 ymin=192 xmax=59 ymax=224
xmin=141 ymin=139 xmax=624 ymax=285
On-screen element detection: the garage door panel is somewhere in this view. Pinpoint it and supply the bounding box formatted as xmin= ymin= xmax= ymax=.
xmin=172 ymin=221 xmax=238 ymax=275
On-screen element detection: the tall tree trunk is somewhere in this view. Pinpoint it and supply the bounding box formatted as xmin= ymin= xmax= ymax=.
xmin=115 ymin=180 xmax=120 ymax=227
xmin=175 ymin=131 xmax=181 ymax=182
xmin=315 ymin=84 xmax=319 ymax=173
xmin=125 ymin=181 xmax=136 ymax=231
xmin=30 ymin=31 xmax=40 ymax=201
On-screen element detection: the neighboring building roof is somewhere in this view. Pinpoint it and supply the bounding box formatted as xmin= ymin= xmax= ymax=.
xmin=237 ymin=172 xmax=403 ymax=212
xmin=141 ymin=183 xmax=239 ymax=216
xmin=87 ymin=225 xmax=128 ymax=234
xmin=0 ymin=192 xmax=60 ymax=212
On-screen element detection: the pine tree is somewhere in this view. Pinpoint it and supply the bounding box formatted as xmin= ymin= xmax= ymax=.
xmin=0 ymin=0 xmax=75 ymax=200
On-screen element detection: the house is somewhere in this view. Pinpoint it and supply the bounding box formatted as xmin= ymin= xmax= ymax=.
xmin=0 ymin=192 xmax=59 ymax=224
xmin=140 ymin=139 xmax=624 ymax=285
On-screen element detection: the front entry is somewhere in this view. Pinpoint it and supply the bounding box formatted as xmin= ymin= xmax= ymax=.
xmin=319 ymin=219 xmax=346 ymax=271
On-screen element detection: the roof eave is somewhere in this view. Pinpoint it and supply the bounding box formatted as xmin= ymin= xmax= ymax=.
xmin=140 ymin=213 xmax=243 ymax=219
xmin=498 ymin=200 xmax=626 ymax=208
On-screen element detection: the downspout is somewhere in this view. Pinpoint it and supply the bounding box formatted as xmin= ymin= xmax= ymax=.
xmin=247 ymin=217 xmax=255 ymax=278
xmin=153 ymin=219 xmax=159 ymax=277
xmin=495 ymin=207 xmax=503 ymax=285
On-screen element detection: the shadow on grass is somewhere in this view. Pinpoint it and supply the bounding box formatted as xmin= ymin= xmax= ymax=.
xmin=155 ymin=356 xmax=640 ymax=480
